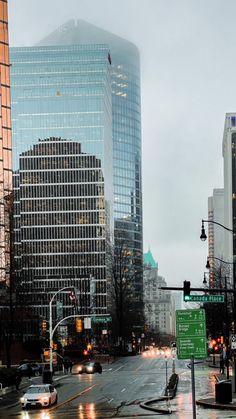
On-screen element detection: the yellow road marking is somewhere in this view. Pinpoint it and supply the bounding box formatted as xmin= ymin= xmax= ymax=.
xmin=49 ymin=384 xmax=96 ymax=411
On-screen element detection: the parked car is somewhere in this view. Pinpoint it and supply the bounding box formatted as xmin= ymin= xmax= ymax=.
xmin=17 ymin=363 xmax=42 ymax=377
xmin=20 ymin=384 xmax=58 ymax=408
xmin=77 ymin=361 xmax=102 ymax=374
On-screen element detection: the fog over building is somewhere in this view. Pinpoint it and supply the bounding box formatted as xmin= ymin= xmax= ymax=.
xmin=10 ymin=20 xmax=143 ymax=320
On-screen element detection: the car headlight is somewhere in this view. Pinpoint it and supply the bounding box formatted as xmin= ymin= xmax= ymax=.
xmin=78 ymin=366 xmax=83 ymax=372
xmin=41 ymin=396 xmax=49 ymax=403
xmin=87 ymin=366 xmax=93 ymax=372
xmin=20 ymin=397 xmax=27 ymax=403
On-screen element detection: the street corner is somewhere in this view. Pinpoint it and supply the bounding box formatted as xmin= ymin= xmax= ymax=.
xmin=196 ymin=397 xmax=236 ymax=410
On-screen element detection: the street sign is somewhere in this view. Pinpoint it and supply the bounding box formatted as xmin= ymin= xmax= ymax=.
xmin=184 ymin=294 xmax=224 ymax=303
xmin=176 ymin=309 xmax=207 ymax=360
xmin=84 ymin=317 xmax=91 ymax=329
xmin=231 ymin=334 xmax=236 ymax=350
xmin=92 ymin=316 xmax=112 ymax=323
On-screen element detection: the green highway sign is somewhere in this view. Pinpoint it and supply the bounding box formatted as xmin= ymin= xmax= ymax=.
xmin=184 ymin=295 xmax=224 ymax=303
xmin=92 ymin=316 xmax=112 ymax=323
xmin=176 ymin=309 xmax=207 ymax=360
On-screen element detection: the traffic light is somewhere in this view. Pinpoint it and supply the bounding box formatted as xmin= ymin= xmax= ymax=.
xmin=41 ymin=320 xmax=47 ymax=333
xmin=183 ymin=280 xmax=191 ymax=301
xmin=76 ymin=318 xmax=83 ymax=333
xmin=69 ymin=290 xmax=77 ymax=305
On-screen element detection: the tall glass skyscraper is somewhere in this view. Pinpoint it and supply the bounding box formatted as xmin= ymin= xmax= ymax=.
xmin=10 ymin=20 xmax=143 ymax=319
xmin=37 ymin=20 xmax=143 ymax=299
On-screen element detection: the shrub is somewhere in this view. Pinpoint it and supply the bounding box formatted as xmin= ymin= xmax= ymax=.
xmin=0 ymin=367 xmax=19 ymax=388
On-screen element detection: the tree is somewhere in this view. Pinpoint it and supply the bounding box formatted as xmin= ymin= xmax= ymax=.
xmin=204 ymin=261 xmax=233 ymax=340
xmin=0 ymin=192 xmax=42 ymax=366
xmin=106 ymin=234 xmax=144 ymax=350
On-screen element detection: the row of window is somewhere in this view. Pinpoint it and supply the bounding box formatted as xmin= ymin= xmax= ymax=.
xmin=20 ymin=169 xmax=104 ymax=184
xmin=20 ymin=253 xmax=106 ymax=268
xmin=20 ymin=197 xmax=105 ymax=212
xmin=20 ymin=194 xmax=105 ymax=213
xmin=20 ymin=211 xmax=105 ymax=226
xmin=20 ymin=240 xmax=105 ymax=254
xmin=23 ymin=266 xmax=106 ymax=281
xmin=19 ymin=183 xmax=105 ymax=199
xmin=19 ymin=154 xmax=102 ymax=170
xmin=21 ymin=225 xmax=106 ymax=240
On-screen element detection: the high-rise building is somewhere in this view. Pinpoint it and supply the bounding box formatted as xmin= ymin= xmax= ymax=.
xmin=223 ymin=114 xmax=236 ymax=266
xmin=10 ymin=20 xmax=143 ymax=317
xmin=14 ymin=137 xmax=112 ymax=320
xmin=0 ymin=0 xmax=12 ymax=282
xmin=207 ymin=189 xmax=225 ymax=286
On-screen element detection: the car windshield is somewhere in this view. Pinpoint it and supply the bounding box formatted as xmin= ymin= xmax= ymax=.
xmin=26 ymin=386 xmax=49 ymax=394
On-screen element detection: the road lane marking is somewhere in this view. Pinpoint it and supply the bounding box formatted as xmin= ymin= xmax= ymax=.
xmin=121 ymin=387 xmax=126 ymax=392
xmin=48 ymin=384 xmax=96 ymax=411
xmin=113 ymin=365 xmax=124 ymax=373
xmin=108 ymin=398 xmax=114 ymax=403
xmin=134 ymin=363 xmax=144 ymax=372
xmin=130 ymin=377 xmax=138 ymax=383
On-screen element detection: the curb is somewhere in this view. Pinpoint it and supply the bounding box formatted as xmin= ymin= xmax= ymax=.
xmin=196 ymin=398 xmax=236 ymax=410
xmin=140 ymin=396 xmax=174 ymax=414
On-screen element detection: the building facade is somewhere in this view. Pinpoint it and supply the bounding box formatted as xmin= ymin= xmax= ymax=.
xmin=222 ymin=114 xmax=236 ymax=277
xmin=10 ymin=19 xmax=143 ymax=302
xmin=0 ymin=0 xmax=12 ymax=282
xmin=14 ymin=137 xmax=112 ymax=322
xmin=143 ymin=250 xmax=175 ymax=337
xmin=207 ymin=189 xmax=226 ymax=287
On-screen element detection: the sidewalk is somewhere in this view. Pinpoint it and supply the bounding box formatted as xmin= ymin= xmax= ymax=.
xmin=196 ymin=361 xmax=236 ymax=410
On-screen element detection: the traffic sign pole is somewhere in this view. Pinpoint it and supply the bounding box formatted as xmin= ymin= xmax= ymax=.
xmin=191 ymin=355 xmax=196 ymax=419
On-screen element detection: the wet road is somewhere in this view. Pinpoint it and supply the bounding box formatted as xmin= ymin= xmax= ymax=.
xmin=1 ymin=355 xmax=236 ymax=418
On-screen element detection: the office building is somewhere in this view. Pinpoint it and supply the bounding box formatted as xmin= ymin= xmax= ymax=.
xmin=222 ymin=114 xmax=236 ymax=271
xmin=10 ymin=20 xmax=143 ymax=320
xmin=14 ymin=137 xmax=112 ymax=321
xmin=0 ymin=0 xmax=12 ymax=282
xmin=207 ymin=189 xmax=225 ymax=287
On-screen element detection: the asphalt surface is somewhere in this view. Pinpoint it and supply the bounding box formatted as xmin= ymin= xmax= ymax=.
xmin=0 ymin=363 xmax=236 ymax=419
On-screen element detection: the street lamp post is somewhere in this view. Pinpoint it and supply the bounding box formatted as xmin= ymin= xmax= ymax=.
xmin=203 ymin=266 xmax=230 ymax=378
xmin=49 ymin=286 xmax=74 ymax=373
xmin=201 ymin=219 xmax=236 ymax=388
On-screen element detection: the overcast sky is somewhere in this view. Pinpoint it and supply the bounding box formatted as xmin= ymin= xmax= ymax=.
xmin=9 ymin=0 xmax=236 ymax=289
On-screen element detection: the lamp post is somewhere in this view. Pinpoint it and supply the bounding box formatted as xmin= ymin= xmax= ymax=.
xmin=49 ymin=286 xmax=74 ymax=373
xmin=203 ymin=265 xmax=230 ymax=378
xmin=200 ymin=219 xmax=236 ymax=387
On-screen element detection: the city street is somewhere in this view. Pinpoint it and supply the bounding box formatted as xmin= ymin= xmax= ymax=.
xmin=1 ymin=355 xmax=236 ymax=418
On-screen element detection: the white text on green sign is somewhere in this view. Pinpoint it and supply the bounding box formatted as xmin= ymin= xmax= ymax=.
xmin=184 ymin=295 xmax=224 ymax=303
xmin=176 ymin=309 xmax=207 ymax=360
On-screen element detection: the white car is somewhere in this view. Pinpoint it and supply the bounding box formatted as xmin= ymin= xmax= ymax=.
xmin=20 ymin=384 xmax=58 ymax=408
